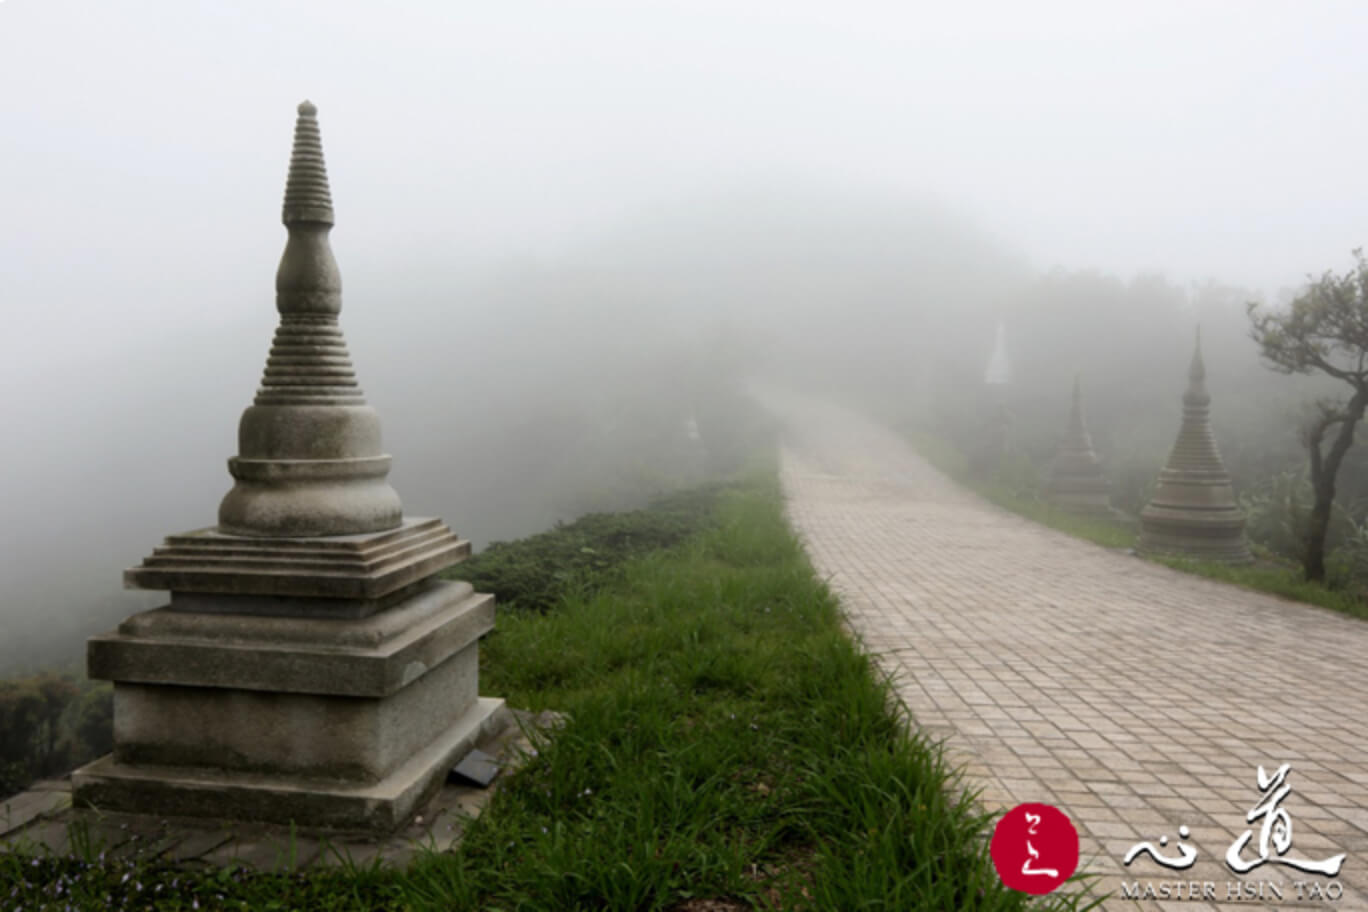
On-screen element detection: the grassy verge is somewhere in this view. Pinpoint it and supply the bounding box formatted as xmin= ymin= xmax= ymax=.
xmin=1152 ymin=555 xmax=1368 ymax=620
xmin=1 ymin=470 xmax=1099 ymax=910
xmin=441 ymin=483 xmax=732 ymax=612
xmin=906 ymin=430 xmax=1368 ymax=621
xmin=970 ymin=485 xmax=1134 ymax=550
xmin=906 ymin=430 xmax=1133 ymax=551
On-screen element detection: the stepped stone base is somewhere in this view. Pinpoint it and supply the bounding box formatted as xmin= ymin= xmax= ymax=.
xmin=4 ymin=710 xmax=562 ymax=872
xmin=1045 ymin=480 xmax=1113 ymax=516
xmin=75 ymin=578 xmax=504 ymax=831
xmin=72 ymin=698 xmax=508 ymax=832
xmin=1137 ymin=507 xmax=1252 ymax=564
xmin=89 ymin=580 xmax=490 ymax=698
xmin=125 ymin=518 xmax=469 ymax=611
xmin=1138 ymin=477 xmax=1252 ymax=564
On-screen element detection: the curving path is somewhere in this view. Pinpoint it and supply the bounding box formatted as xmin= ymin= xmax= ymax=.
xmin=770 ymin=393 xmax=1368 ymax=911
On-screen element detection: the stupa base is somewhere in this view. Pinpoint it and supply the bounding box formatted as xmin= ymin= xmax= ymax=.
xmin=72 ymin=696 xmax=508 ymax=832
xmin=77 ymin=577 xmax=504 ymax=831
xmin=1045 ymin=491 xmax=1115 ymax=516
xmin=1136 ymin=528 xmax=1252 ymax=564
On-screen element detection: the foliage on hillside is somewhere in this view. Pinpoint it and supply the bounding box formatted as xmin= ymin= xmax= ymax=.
xmin=444 ymin=484 xmax=732 ymax=612
xmin=0 ymin=673 xmax=110 ymax=799
xmin=443 ymin=386 xmax=777 ymax=613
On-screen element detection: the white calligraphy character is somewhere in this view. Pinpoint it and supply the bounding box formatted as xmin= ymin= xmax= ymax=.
xmin=1124 ymin=824 xmax=1198 ymax=870
xmin=1021 ymin=812 xmax=1060 ymax=877
xmin=1225 ymin=764 xmax=1345 ymax=876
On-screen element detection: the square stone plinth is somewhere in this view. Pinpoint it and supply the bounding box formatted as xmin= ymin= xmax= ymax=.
xmin=74 ymin=578 xmax=506 ymax=831
xmin=72 ymin=697 xmax=509 ymax=832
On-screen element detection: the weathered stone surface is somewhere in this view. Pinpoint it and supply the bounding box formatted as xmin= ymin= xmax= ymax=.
xmin=125 ymin=517 xmax=468 ymax=605
xmin=217 ymin=101 xmax=402 ymax=538
xmin=73 ymin=698 xmax=508 ymax=832
xmin=109 ymin=644 xmax=478 ymax=782
xmin=1044 ymin=374 xmax=1112 ymax=515
xmin=1 ymin=819 xmax=71 ymax=855
xmin=4 ymin=711 xmax=554 ymax=865
xmin=1138 ymin=330 xmax=1252 ymax=563
xmin=1 ymin=789 xmax=70 ymax=837
xmin=91 ymin=582 xmax=491 ymax=697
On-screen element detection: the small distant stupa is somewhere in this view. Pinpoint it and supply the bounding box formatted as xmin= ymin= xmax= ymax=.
xmin=984 ymin=321 xmax=1011 ymax=386
xmin=1138 ymin=329 xmax=1251 ymax=563
xmin=1045 ymin=374 xmax=1112 ymax=515
xmin=972 ymin=321 xmax=1012 ymax=478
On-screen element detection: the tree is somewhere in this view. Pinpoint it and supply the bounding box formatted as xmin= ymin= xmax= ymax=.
xmin=1248 ymin=250 xmax=1368 ymax=581
xmin=74 ymin=685 xmax=113 ymax=760
xmin=34 ymin=673 xmax=78 ymax=773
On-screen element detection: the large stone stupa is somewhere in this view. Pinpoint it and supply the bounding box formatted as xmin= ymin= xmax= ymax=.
xmin=1044 ymin=374 xmax=1112 ymax=515
xmin=1137 ymin=330 xmax=1252 ymax=563
xmin=72 ymin=102 xmax=508 ymax=831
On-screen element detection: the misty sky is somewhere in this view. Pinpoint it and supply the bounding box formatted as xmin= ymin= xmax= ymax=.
xmin=5 ymin=1 xmax=1368 ymax=667
xmin=6 ymin=1 xmax=1368 ymax=321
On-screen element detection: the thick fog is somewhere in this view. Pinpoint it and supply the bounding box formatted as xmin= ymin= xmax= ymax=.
xmin=4 ymin=2 xmax=1368 ymax=671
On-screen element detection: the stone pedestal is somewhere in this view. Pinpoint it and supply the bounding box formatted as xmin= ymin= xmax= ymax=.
xmin=75 ymin=577 xmax=505 ymax=831
xmin=1045 ymin=375 xmax=1112 ymax=515
xmin=71 ymin=102 xmax=507 ymax=831
xmin=1138 ymin=330 xmax=1251 ymax=563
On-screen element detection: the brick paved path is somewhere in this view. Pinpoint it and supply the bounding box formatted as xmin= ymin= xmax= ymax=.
xmin=773 ymin=396 xmax=1368 ymax=911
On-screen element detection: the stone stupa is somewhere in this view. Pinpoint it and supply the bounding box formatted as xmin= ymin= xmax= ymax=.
xmin=72 ymin=102 xmax=508 ymax=830
xmin=970 ymin=321 xmax=1012 ymax=478
xmin=1044 ymin=374 xmax=1112 ymax=515
xmin=1138 ymin=329 xmax=1252 ymax=563
xmin=984 ymin=321 xmax=1011 ymax=387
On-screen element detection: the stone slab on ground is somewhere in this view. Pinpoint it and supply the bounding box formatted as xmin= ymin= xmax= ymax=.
xmin=1 ymin=790 xmax=72 ymax=839
xmin=1 ymin=709 xmax=559 ymax=873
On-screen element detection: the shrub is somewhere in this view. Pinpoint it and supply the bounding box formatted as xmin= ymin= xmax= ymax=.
xmin=445 ymin=484 xmax=730 ymax=612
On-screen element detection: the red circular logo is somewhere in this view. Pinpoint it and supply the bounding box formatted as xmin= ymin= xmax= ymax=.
xmin=990 ymin=803 xmax=1079 ymax=895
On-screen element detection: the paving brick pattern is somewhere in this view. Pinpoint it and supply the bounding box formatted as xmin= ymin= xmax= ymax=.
xmin=775 ymin=399 xmax=1368 ymax=911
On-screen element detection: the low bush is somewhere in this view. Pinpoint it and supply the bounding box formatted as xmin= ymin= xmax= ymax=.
xmin=443 ymin=483 xmax=731 ymax=612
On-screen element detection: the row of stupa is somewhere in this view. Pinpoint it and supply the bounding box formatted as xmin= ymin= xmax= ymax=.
xmin=1038 ymin=330 xmax=1252 ymax=563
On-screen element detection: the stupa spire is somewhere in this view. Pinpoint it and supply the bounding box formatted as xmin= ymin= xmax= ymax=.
xmin=1185 ymin=325 xmax=1207 ymax=403
xmin=282 ymin=100 xmax=335 ymax=226
xmin=1067 ymin=373 xmax=1090 ymax=448
xmin=984 ymin=321 xmax=1011 ymax=385
xmin=217 ymin=101 xmax=402 ymax=536
xmin=1138 ymin=327 xmax=1251 ymax=562
xmin=1045 ymin=373 xmax=1111 ymax=514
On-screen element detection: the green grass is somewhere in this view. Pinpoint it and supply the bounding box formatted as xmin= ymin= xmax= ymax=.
xmin=906 ymin=429 xmax=1134 ymax=551
xmin=973 ymin=485 xmax=1135 ymax=550
xmin=442 ymin=483 xmax=731 ymax=612
xmin=1153 ymin=555 xmax=1368 ymax=620
xmin=1 ymin=470 xmax=1102 ymax=910
xmin=906 ymin=429 xmax=1368 ymax=622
